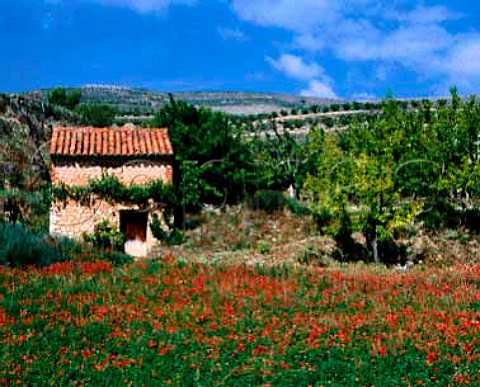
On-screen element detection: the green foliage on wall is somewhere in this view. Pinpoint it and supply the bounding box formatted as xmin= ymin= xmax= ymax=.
xmin=52 ymin=174 xmax=174 ymax=208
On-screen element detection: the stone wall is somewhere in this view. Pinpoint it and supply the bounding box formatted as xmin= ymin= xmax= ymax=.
xmin=49 ymin=198 xmax=162 ymax=253
xmin=51 ymin=159 xmax=173 ymax=186
xmin=50 ymin=198 xmax=119 ymax=240
xmin=50 ymin=158 xmax=173 ymax=257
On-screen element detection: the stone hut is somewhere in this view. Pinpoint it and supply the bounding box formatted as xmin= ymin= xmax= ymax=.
xmin=49 ymin=125 xmax=174 ymax=257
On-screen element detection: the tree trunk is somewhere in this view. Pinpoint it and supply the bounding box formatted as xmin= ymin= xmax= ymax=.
xmin=372 ymin=235 xmax=380 ymax=264
xmin=365 ymin=214 xmax=380 ymax=264
xmin=172 ymin=159 xmax=185 ymax=229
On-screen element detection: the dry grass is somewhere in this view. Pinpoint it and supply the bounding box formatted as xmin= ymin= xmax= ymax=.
xmin=153 ymin=206 xmax=480 ymax=269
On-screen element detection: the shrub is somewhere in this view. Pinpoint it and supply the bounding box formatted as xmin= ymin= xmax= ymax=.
xmin=48 ymin=87 xmax=82 ymax=110
xmin=332 ymin=209 xmax=366 ymax=262
xmin=75 ymin=103 xmax=116 ymax=127
xmin=420 ymin=200 xmax=461 ymax=230
xmin=56 ymin=235 xmax=132 ymax=265
xmin=312 ymin=207 xmax=334 ymax=233
xmin=83 ymin=220 xmax=126 ymax=252
xmin=464 ymin=207 xmax=480 ymax=232
xmin=297 ymin=244 xmax=328 ymax=266
xmin=251 ymin=190 xmax=287 ymax=213
xmin=150 ymin=215 xmax=184 ymax=246
xmin=0 ymin=221 xmax=65 ymax=267
xmin=99 ymin=250 xmax=134 ymax=265
xmin=286 ymin=198 xmax=311 ymax=216
xmin=442 ymin=229 xmax=469 ymax=244
xmin=54 ymin=236 xmax=84 ymax=256
xmin=256 ymin=240 xmax=270 ymax=254
xmin=0 ymin=95 xmax=7 ymax=113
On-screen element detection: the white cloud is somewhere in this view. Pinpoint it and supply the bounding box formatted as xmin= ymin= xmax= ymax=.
xmin=439 ymin=36 xmax=480 ymax=89
xmin=105 ymin=0 xmax=196 ymax=13
xmin=218 ymin=27 xmax=249 ymax=42
xmin=294 ymin=33 xmax=326 ymax=52
xmin=266 ymin=54 xmax=325 ymax=81
xmin=231 ymin=0 xmax=336 ymax=32
xmin=231 ymin=0 xmax=475 ymax=92
xmin=48 ymin=0 xmax=196 ymax=13
xmin=387 ymin=6 xmax=460 ymax=25
xmin=443 ymin=37 xmax=480 ymax=77
xmin=335 ymin=23 xmax=453 ymax=66
xmin=300 ymin=80 xmax=337 ymax=99
xmin=267 ymin=54 xmax=337 ymax=98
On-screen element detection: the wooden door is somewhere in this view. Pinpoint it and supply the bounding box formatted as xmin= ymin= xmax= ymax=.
xmin=120 ymin=211 xmax=148 ymax=242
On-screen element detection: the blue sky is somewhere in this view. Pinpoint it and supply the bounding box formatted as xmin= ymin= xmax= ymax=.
xmin=1 ymin=0 xmax=480 ymax=99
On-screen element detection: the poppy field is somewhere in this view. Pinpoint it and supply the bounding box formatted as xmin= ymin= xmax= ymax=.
xmin=1 ymin=257 xmax=480 ymax=386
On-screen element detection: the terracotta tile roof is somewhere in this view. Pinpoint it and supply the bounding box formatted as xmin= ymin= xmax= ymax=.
xmin=50 ymin=126 xmax=173 ymax=157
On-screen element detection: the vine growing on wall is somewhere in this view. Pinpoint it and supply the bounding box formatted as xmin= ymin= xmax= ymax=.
xmin=52 ymin=174 xmax=175 ymax=208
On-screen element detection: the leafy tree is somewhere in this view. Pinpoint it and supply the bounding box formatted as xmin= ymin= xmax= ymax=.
xmin=305 ymin=98 xmax=424 ymax=263
xmin=66 ymin=88 xmax=82 ymax=110
xmin=304 ymin=88 xmax=480 ymax=262
xmin=48 ymin=88 xmax=82 ymax=110
xmin=48 ymin=88 xmax=68 ymax=107
xmin=253 ymin=123 xmax=324 ymax=196
xmin=151 ymin=96 xmax=253 ymax=226
xmin=75 ymin=103 xmax=116 ymax=127
xmin=322 ymin=117 xmax=335 ymax=128
xmin=364 ymin=102 xmax=373 ymax=110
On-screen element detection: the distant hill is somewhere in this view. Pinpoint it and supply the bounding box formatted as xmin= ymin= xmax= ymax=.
xmin=26 ymin=85 xmax=341 ymax=116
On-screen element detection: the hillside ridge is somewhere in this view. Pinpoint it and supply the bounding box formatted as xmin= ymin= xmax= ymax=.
xmin=25 ymin=85 xmax=342 ymax=116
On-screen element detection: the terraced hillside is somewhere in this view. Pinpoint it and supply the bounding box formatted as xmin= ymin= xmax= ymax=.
xmin=26 ymin=85 xmax=341 ymax=116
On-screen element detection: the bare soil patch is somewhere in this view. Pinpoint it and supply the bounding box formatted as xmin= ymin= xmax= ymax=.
xmin=152 ymin=206 xmax=480 ymax=268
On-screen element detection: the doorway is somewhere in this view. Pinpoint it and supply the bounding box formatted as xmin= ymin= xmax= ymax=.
xmin=120 ymin=210 xmax=148 ymax=242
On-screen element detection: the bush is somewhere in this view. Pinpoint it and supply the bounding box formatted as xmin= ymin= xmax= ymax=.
xmin=55 ymin=235 xmax=132 ymax=265
xmin=332 ymin=209 xmax=366 ymax=262
xmin=256 ymin=240 xmax=270 ymax=254
xmin=287 ymin=198 xmax=311 ymax=216
xmin=83 ymin=220 xmax=126 ymax=252
xmin=464 ymin=207 xmax=480 ymax=232
xmin=420 ymin=200 xmax=461 ymax=230
xmin=99 ymin=250 xmax=134 ymax=265
xmin=0 ymin=221 xmax=65 ymax=267
xmin=75 ymin=103 xmax=116 ymax=127
xmin=251 ymin=190 xmax=287 ymax=213
xmin=54 ymin=236 xmax=84 ymax=256
xmin=297 ymin=245 xmax=328 ymax=266
xmin=313 ymin=207 xmax=334 ymax=233
xmin=150 ymin=215 xmax=184 ymax=246
xmin=442 ymin=229 xmax=469 ymax=244
xmin=48 ymin=88 xmax=82 ymax=110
